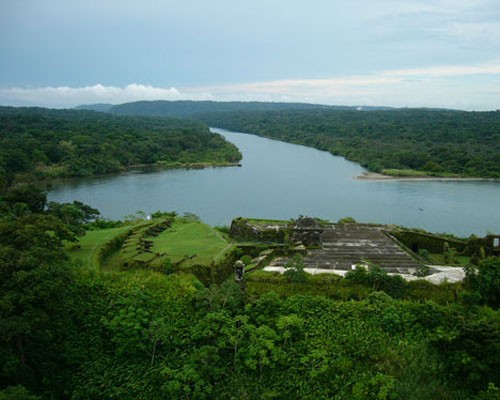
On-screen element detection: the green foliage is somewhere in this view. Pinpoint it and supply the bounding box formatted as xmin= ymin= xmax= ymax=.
xmin=430 ymin=306 xmax=500 ymax=393
xmin=338 ymin=216 xmax=357 ymax=224
xmin=0 ymin=195 xmax=498 ymax=399
xmin=0 ymin=213 xmax=76 ymax=397
xmin=467 ymin=257 xmax=500 ymax=308
xmin=418 ymin=248 xmax=432 ymax=262
xmin=109 ymin=99 xmax=334 ymax=118
xmin=247 ymin=269 xmax=461 ymax=304
xmin=476 ymin=383 xmax=500 ymax=400
xmin=0 ymin=386 xmax=41 ymax=400
xmin=283 ymin=255 xmax=308 ymax=283
xmin=2 ymin=252 xmax=498 ymax=400
xmin=240 ymin=255 xmax=253 ymax=265
xmin=444 ymin=246 xmax=458 ymax=264
xmin=47 ymin=200 xmax=100 ymax=236
xmin=214 ymin=225 xmax=230 ymax=235
xmin=345 ymin=264 xmax=407 ymax=298
xmin=1 ymin=185 xmax=47 ymax=214
xmin=351 ymin=373 xmax=398 ymax=400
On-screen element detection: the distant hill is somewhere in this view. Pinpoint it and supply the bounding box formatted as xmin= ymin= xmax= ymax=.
xmin=106 ymin=100 xmax=393 ymax=118
xmin=75 ymin=103 xmax=115 ymax=112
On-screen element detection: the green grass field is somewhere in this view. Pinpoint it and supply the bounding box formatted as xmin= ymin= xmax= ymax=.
xmin=65 ymin=218 xmax=234 ymax=273
xmin=151 ymin=220 xmax=233 ymax=267
xmin=65 ymin=225 xmax=132 ymax=271
xmin=429 ymin=253 xmax=470 ymax=266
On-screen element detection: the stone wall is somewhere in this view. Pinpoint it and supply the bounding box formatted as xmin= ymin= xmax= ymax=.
xmin=392 ymin=230 xmax=467 ymax=254
xmin=290 ymin=216 xmax=324 ymax=246
xmin=229 ymin=217 xmax=288 ymax=242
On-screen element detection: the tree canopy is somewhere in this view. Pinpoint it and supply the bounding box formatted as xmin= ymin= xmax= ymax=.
xmin=0 ymin=107 xmax=241 ymax=188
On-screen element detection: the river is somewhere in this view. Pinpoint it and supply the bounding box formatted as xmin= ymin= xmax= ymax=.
xmin=47 ymin=128 xmax=500 ymax=237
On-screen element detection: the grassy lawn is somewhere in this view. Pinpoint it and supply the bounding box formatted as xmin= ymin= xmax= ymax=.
xmin=429 ymin=253 xmax=470 ymax=266
xmin=151 ymin=220 xmax=232 ymax=267
xmin=65 ymin=225 xmax=131 ymax=271
xmin=64 ymin=218 xmax=234 ymax=273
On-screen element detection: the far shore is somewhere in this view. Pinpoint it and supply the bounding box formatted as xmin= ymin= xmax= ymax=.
xmin=356 ymin=171 xmax=498 ymax=182
xmin=126 ymin=161 xmax=242 ymax=170
xmin=41 ymin=161 xmax=242 ymax=189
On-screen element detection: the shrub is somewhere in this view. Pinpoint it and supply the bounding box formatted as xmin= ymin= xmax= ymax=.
xmin=283 ymin=255 xmax=307 ymax=283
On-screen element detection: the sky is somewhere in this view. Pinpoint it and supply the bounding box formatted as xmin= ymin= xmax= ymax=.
xmin=0 ymin=0 xmax=499 ymax=110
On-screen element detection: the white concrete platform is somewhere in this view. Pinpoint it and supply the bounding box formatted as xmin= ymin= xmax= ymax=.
xmin=262 ymin=264 xmax=465 ymax=284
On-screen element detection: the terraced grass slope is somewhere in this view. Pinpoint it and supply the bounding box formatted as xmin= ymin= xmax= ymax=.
xmin=151 ymin=219 xmax=232 ymax=269
xmin=64 ymin=216 xmax=235 ymax=280
xmin=65 ymin=225 xmax=134 ymax=271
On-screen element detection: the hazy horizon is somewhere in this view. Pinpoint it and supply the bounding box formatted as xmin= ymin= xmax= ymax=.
xmin=1 ymin=0 xmax=499 ymax=111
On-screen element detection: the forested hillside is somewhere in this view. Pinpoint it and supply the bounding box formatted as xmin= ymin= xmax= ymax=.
xmin=197 ymin=109 xmax=500 ymax=178
xmin=0 ymin=107 xmax=241 ymax=188
xmin=106 ymin=100 xmax=391 ymax=118
xmin=74 ymin=103 xmax=114 ymax=112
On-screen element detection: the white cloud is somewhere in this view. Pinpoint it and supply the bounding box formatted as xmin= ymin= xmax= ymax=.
xmin=382 ymin=60 xmax=500 ymax=78
xmin=193 ymin=60 xmax=500 ymax=110
xmin=0 ymin=83 xmax=214 ymax=108
xmin=0 ymin=60 xmax=499 ymax=111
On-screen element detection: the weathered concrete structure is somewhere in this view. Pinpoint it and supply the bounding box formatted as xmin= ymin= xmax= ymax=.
xmin=290 ymin=216 xmax=323 ymax=247
xmin=271 ymin=223 xmax=422 ymax=275
xmin=229 ymin=217 xmax=287 ymax=242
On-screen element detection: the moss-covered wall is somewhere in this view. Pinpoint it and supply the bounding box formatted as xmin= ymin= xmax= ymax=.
xmin=183 ymin=247 xmax=240 ymax=285
xmin=393 ymin=230 xmax=466 ymax=253
xmin=229 ymin=217 xmax=289 ymax=243
xmin=464 ymin=235 xmax=500 ymax=257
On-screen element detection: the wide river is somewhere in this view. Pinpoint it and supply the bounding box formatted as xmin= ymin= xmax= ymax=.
xmin=48 ymin=128 xmax=500 ymax=237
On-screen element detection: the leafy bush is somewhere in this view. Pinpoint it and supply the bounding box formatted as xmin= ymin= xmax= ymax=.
xmin=466 ymin=257 xmax=500 ymax=308
xmin=283 ymin=255 xmax=307 ymax=283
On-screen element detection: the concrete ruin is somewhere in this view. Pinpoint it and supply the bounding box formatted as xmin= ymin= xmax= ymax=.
xmin=290 ymin=216 xmax=323 ymax=247
xmin=270 ymin=223 xmax=422 ymax=275
xmin=231 ymin=217 xmax=497 ymax=282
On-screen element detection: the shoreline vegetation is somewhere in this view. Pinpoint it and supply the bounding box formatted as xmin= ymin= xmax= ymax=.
xmin=126 ymin=161 xmax=242 ymax=170
xmin=356 ymin=171 xmax=499 ymax=181
xmin=43 ymin=161 xmax=242 ymax=189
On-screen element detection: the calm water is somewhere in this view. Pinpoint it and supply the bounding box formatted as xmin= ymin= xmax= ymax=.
xmin=48 ymin=128 xmax=500 ymax=237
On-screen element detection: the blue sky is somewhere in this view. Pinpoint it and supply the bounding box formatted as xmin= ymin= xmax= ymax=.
xmin=0 ymin=0 xmax=499 ymax=109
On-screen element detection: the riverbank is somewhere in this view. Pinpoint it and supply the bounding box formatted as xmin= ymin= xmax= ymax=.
xmin=127 ymin=161 xmax=242 ymax=171
xmin=356 ymin=171 xmax=498 ymax=181
xmin=39 ymin=161 xmax=241 ymax=190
